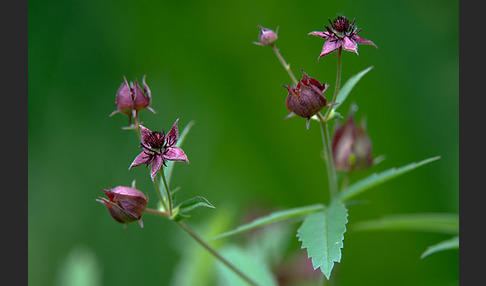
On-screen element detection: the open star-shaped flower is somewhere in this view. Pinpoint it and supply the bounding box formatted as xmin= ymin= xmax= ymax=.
xmin=309 ymin=15 xmax=377 ymax=60
xmin=129 ymin=119 xmax=189 ymax=180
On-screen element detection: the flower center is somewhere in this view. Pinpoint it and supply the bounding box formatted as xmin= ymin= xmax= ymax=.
xmin=328 ymin=16 xmax=358 ymax=37
xmin=144 ymin=130 xmax=166 ymax=151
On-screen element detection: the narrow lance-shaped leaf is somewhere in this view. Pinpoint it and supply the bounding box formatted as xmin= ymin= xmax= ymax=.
xmin=177 ymin=196 xmax=215 ymax=213
xmin=172 ymin=196 xmax=215 ymax=222
xmin=339 ymin=156 xmax=441 ymax=202
xmin=212 ymin=204 xmax=325 ymax=240
xmin=297 ymin=199 xmax=348 ymax=280
xmin=333 ymin=66 xmax=374 ymax=111
xmin=351 ymin=213 xmax=458 ymax=235
xmin=421 ymin=236 xmax=459 ymax=259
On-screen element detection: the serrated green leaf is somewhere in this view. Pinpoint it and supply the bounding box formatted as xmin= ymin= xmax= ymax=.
xmin=163 ymin=120 xmax=195 ymax=187
xmin=216 ymin=244 xmax=277 ymax=286
xmin=333 ymin=66 xmax=374 ymax=111
xmin=297 ymin=200 xmax=348 ymax=280
xmin=212 ymin=204 xmax=325 ymax=240
xmin=339 ymin=156 xmax=441 ymax=202
xmin=351 ymin=213 xmax=458 ymax=235
xmin=421 ymin=236 xmax=459 ymax=259
xmin=178 ymin=196 xmax=215 ymax=213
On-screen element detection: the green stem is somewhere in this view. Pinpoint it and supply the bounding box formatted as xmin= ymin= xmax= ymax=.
xmin=145 ymin=197 xmax=259 ymax=285
xmin=317 ymin=112 xmax=338 ymax=198
xmin=176 ymin=221 xmax=260 ymax=286
xmin=324 ymin=47 xmax=342 ymax=120
xmin=153 ymin=175 xmax=169 ymax=213
xmin=144 ymin=208 xmax=170 ymax=217
xmin=271 ymin=44 xmax=299 ymax=86
xmin=159 ymin=169 xmax=173 ymax=217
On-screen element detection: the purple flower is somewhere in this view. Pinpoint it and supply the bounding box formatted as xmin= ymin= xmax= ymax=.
xmin=129 ymin=119 xmax=189 ymax=180
xmin=253 ymin=25 xmax=278 ymax=46
xmin=96 ymin=186 xmax=148 ymax=228
xmin=284 ymin=70 xmax=336 ymax=129
xmin=309 ymin=16 xmax=377 ymax=60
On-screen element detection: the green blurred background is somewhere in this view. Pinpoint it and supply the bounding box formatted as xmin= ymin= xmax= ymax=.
xmin=28 ymin=0 xmax=458 ymax=285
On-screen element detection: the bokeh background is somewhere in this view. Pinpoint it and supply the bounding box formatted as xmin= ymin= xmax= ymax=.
xmin=28 ymin=0 xmax=458 ymax=285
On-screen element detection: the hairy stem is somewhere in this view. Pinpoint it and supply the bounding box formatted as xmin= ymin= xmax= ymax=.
xmin=159 ymin=169 xmax=173 ymax=217
xmin=176 ymin=221 xmax=260 ymax=286
xmin=324 ymin=47 xmax=343 ymax=120
xmin=318 ymin=112 xmax=338 ymax=198
xmin=271 ymin=44 xmax=299 ymax=86
xmin=153 ymin=175 xmax=169 ymax=213
xmin=145 ymin=209 xmax=258 ymax=284
xmin=144 ymin=208 xmax=170 ymax=217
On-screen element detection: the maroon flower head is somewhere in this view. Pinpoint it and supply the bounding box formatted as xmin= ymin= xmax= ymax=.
xmin=309 ymin=15 xmax=377 ymax=60
xmin=284 ymin=70 xmax=336 ymax=129
xmin=96 ymin=186 xmax=148 ymax=228
xmin=331 ymin=114 xmax=373 ymax=171
xmin=253 ymin=25 xmax=278 ymax=46
xmin=129 ymin=119 xmax=189 ymax=180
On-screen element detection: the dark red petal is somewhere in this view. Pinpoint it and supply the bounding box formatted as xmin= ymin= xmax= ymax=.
xmin=164 ymin=147 xmax=189 ymax=164
xmin=318 ymin=39 xmax=342 ymax=60
xmin=139 ymin=125 xmax=152 ymax=145
xmin=166 ymin=119 xmax=180 ymax=143
xmin=352 ymin=35 xmax=378 ymax=48
xmin=308 ymin=31 xmax=328 ymax=38
xmin=129 ymin=152 xmax=152 ymax=169
xmin=150 ymin=155 xmax=164 ymax=181
xmin=342 ymin=37 xmax=358 ymax=54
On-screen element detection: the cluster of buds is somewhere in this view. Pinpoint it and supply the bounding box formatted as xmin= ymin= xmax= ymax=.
xmin=284 ymin=71 xmax=336 ymax=129
xmin=110 ymin=75 xmax=157 ymax=126
xmin=96 ymin=185 xmax=148 ymax=228
xmin=331 ymin=113 xmax=373 ymax=171
xmin=100 ymin=74 xmax=192 ymax=228
xmin=98 ymin=119 xmax=190 ymax=228
xmin=309 ymin=15 xmax=377 ymax=60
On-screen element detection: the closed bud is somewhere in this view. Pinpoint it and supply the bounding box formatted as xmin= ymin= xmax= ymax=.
xmin=113 ymin=77 xmax=134 ymax=116
xmin=110 ymin=75 xmax=156 ymax=123
xmin=284 ymin=70 xmax=335 ymax=129
xmin=254 ymin=25 xmax=278 ymax=46
xmin=96 ymin=186 xmax=148 ymax=228
xmin=331 ymin=114 xmax=373 ymax=171
xmin=132 ymin=76 xmax=154 ymax=112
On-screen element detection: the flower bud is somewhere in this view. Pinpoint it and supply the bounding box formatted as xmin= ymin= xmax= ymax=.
xmin=253 ymin=25 xmax=278 ymax=46
xmin=110 ymin=76 xmax=156 ymax=120
xmin=113 ymin=77 xmax=134 ymax=116
xmin=132 ymin=75 xmax=153 ymax=112
xmin=284 ymin=70 xmax=335 ymax=129
xmin=96 ymin=186 xmax=148 ymax=228
xmin=331 ymin=114 xmax=373 ymax=171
